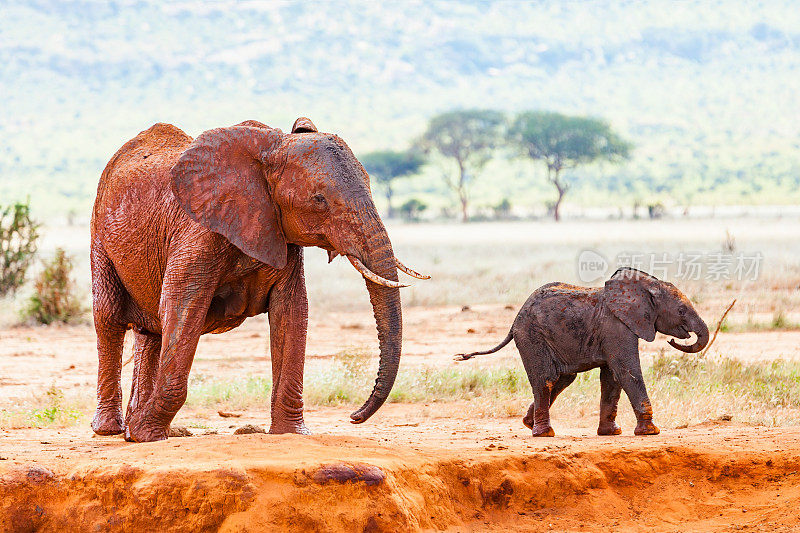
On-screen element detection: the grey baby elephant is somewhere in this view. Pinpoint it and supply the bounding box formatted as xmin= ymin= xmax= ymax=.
xmin=456 ymin=268 xmax=709 ymax=437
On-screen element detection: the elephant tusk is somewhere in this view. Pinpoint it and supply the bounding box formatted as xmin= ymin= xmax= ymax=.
xmin=347 ymin=256 xmax=409 ymax=288
xmin=395 ymin=258 xmax=431 ymax=280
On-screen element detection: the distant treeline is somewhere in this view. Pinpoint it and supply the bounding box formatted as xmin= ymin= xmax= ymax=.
xmin=361 ymin=109 xmax=631 ymax=222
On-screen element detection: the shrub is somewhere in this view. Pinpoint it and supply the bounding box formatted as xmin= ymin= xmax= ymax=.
xmin=494 ymin=198 xmax=512 ymax=219
xmin=25 ymin=248 xmax=85 ymax=324
xmin=772 ymin=308 xmax=788 ymax=329
xmin=647 ymin=202 xmax=666 ymax=219
xmin=0 ymin=201 xmax=40 ymax=296
xmin=399 ymin=198 xmax=427 ymax=221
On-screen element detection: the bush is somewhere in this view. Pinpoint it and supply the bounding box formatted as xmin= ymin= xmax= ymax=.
xmin=0 ymin=201 xmax=40 ymax=297
xmin=399 ymin=198 xmax=427 ymax=221
xmin=25 ymin=248 xmax=84 ymax=324
xmin=494 ymin=198 xmax=512 ymax=219
xmin=648 ymin=202 xmax=666 ymax=219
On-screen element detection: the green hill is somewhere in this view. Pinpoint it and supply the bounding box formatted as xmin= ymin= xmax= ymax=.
xmin=1 ymin=1 xmax=799 ymax=217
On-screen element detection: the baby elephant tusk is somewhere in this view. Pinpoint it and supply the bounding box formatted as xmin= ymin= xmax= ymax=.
xmin=348 ymin=256 xmax=410 ymax=288
xmin=395 ymin=258 xmax=431 ymax=280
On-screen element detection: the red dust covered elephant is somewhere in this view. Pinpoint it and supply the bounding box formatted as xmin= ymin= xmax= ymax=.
xmin=90 ymin=117 xmax=426 ymax=442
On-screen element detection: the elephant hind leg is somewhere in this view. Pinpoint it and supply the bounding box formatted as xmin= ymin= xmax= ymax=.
xmin=90 ymin=244 xmax=129 ymax=436
xmin=549 ymin=373 xmax=577 ymax=407
xmin=528 ymin=383 xmax=555 ymax=437
xmin=515 ymin=329 xmax=557 ymax=437
xmin=523 ymin=402 xmax=535 ymax=429
xmin=523 ymin=373 xmax=574 ymax=428
xmin=125 ymin=331 xmax=161 ymax=429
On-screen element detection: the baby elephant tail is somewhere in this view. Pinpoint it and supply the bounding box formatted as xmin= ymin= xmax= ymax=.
xmin=454 ymin=330 xmax=514 ymax=361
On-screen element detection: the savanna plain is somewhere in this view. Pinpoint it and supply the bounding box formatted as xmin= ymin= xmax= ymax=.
xmin=2 ymin=216 xmax=800 ymax=532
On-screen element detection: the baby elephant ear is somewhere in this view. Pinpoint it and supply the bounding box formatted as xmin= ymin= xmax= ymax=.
xmin=604 ymin=271 xmax=657 ymax=342
xmin=291 ymin=117 xmax=317 ymax=133
xmin=170 ymin=126 xmax=288 ymax=270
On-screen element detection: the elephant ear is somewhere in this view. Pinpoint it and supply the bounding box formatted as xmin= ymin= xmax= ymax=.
xmin=603 ymin=269 xmax=657 ymax=342
xmin=291 ymin=117 xmax=317 ymax=133
xmin=170 ymin=126 xmax=288 ymax=269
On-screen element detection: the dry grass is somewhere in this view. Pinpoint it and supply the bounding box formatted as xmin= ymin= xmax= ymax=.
xmin=5 ymin=350 xmax=800 ymax=430
xmin=180 ymin=349 xmax=800 ymax=430
xmin=0 ymin=384 xmax=90 ymax=429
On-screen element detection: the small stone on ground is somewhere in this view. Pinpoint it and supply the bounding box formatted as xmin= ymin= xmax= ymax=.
xmin=168 ymin=426 xmax=193 ymax=437
xmin=234 ymin=424 xmax=267 ymax=435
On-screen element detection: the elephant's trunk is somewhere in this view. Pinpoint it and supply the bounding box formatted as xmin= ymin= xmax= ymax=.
xmin=349 ymin=220 xmax=402 ymax=424
xmin=668 ymin=317 xmax=709 ymax=353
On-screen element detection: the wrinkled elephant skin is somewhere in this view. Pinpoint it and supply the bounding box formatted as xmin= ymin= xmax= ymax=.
xmin=91 ymin=118 xmax=415 ymax=442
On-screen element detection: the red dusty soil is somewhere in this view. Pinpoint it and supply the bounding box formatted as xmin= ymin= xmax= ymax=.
xmin=2 ymin=420 xmax=800 ymax=532
xmin=2 ymin=305 xmax=800 ymax=531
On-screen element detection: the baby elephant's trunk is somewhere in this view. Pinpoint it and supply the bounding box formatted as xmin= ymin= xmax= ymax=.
xmin=668 ymin=318 xmax=710 ymax=353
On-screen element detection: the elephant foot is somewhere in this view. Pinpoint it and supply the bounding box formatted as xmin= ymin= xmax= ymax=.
xmin=530 ymin=424 xmax=555 ymax=437
xmin=634 ymin=420 xmax=660 ymax=436
xmin=124 ymin=414 xmax=168 ymax=442
xmin=125 ymin=424 xmax=168 ymax=443
xmin=91 ymin=407 xmax=125 ymax=435
xmin=269 ymin=420 xmax=311 ymax=435
xmin=522 ymin=413 xmax=534 ymax=429
xmin=597 ymin=422 xmax=622 ymax=436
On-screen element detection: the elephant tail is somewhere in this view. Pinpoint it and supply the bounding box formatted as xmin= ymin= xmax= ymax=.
xmin=454 ymin=330 xmax=514 ymax=361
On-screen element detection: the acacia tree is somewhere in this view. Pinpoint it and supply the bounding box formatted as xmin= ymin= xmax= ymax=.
xmin=417 ymin=109 xmax=504 ymax=222
xmin=360 ymin=150 xmax=425 ymax=218
xmin=511 ymin=112 xmax=632 ymax=221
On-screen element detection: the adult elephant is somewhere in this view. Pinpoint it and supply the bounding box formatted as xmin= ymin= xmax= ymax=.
xmin=91 ymin=117 xmax=427 ymax=442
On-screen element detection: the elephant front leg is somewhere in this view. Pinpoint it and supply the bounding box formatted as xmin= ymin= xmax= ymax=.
xmin=607 ymin=351 xmax=660 ymax=436
xmin=597 ymin=365 xmax=622 ymax=435
xmin=125 ymin=331 xmax=161 ymax=430
xmin=125 ymin=269 xmax=216 ymax=442
xmin=267 ymin=252 xmax=310 ymax=435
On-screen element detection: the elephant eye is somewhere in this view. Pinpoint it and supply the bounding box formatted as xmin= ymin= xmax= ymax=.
xmin=311 ymin=193 xmax=328 ymax=210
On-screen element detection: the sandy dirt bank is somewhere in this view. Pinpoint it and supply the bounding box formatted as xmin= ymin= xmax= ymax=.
xmin=2 ymin=415 xmax=800 ymax=532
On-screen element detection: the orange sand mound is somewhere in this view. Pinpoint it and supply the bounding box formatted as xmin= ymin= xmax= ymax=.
xmin=2 ymin=424 xmax=800 ymax=532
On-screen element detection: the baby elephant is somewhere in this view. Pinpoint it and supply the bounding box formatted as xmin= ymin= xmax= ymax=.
xmin=457 ymin=268 xmax=709 ymax=437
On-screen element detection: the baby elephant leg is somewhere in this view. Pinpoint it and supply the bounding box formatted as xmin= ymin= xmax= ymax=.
xmin=524 ymin=373 xmax=575 ymax=434
xmin=608 ymin=356 xmax=660 ymax=436
xmin=517 ymin=331 xmax=558 ymax=437
xmin=522 ymin=382 xmax=555 ymax=436
xmin=549 ymin=373 xmax=577 ymax=407
xmin=524 ymin=372 xmax=577 ymax=427
xmin=598 ymin=366 xmax=623 ymax=435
